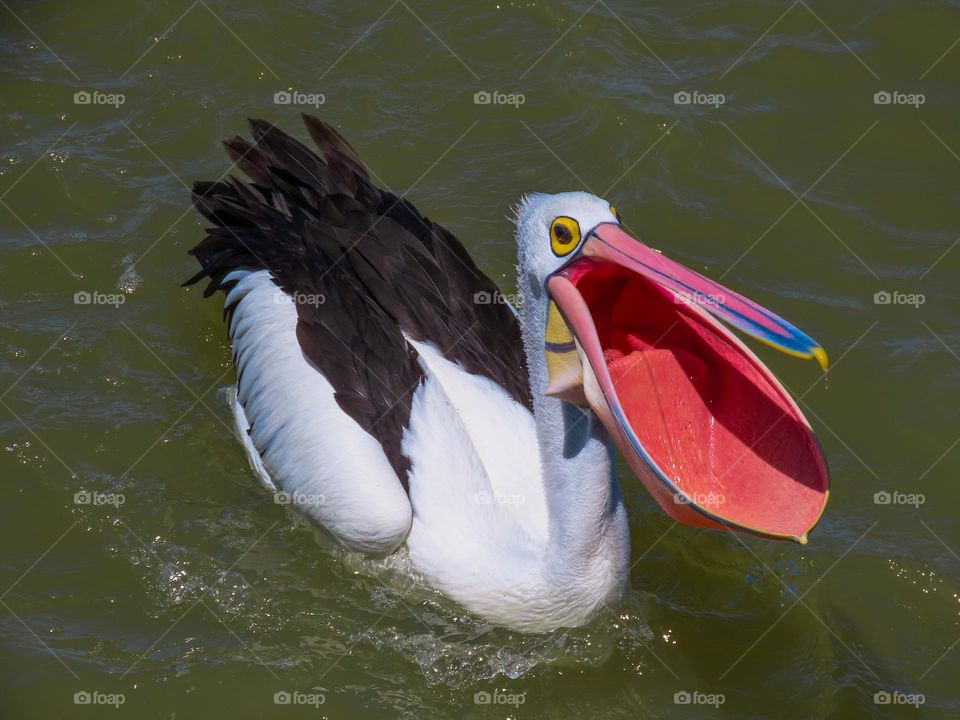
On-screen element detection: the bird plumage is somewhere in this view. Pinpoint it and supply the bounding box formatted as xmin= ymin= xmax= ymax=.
xmin=187 ymin=116 xmax=532 ymax=485
xmin=187 ymin=116 xmax=631 ymax=628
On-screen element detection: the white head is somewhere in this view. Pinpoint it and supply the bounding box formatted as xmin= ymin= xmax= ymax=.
xmin=514 ymin=191 xmax=621 ymax=294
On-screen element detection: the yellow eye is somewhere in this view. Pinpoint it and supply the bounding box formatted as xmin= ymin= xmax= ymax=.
xmin=610 ymin=205 xmax=622 ymax=223
xmin=550 ymin=216 xmax=581 ymax=256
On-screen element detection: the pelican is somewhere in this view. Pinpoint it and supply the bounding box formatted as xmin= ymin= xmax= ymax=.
xmin=186 ymin=116 xmax=830 ymax=632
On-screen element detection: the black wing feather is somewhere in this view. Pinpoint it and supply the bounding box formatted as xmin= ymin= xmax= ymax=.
xmin=186 ymin=115 xmax=531 ymax=484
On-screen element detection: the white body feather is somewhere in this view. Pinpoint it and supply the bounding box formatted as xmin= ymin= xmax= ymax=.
xmin=226 ymin=269 xmax=411 ymax=553
xmin=219 ymin=192 xmax=632 ymax=631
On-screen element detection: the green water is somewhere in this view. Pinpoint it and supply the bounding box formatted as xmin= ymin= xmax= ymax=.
xmin=1 ymin=1 xmax=958 ymax=717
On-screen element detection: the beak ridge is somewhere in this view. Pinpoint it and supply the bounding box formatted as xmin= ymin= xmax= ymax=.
xmin=583 ymin=223 xmax=827 ymax=369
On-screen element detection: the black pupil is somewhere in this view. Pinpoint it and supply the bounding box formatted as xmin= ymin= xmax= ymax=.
xmin=554 ymin=223 xmax=572 ymax=244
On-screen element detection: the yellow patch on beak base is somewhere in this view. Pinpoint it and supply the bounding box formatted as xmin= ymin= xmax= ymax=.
xmin=544 ymin=301 xmax=586 ymax=405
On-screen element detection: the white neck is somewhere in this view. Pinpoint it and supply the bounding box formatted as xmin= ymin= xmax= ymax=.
xmin=518 ymin=274 xmax=630 ymax=600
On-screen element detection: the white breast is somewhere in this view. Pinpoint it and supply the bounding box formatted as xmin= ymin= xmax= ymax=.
xmin=402 ymin=339 xmax=569 ymax=626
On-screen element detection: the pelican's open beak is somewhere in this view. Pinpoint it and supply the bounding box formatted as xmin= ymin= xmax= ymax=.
xmin=545 ymin=223 xmax=830 ymax=543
